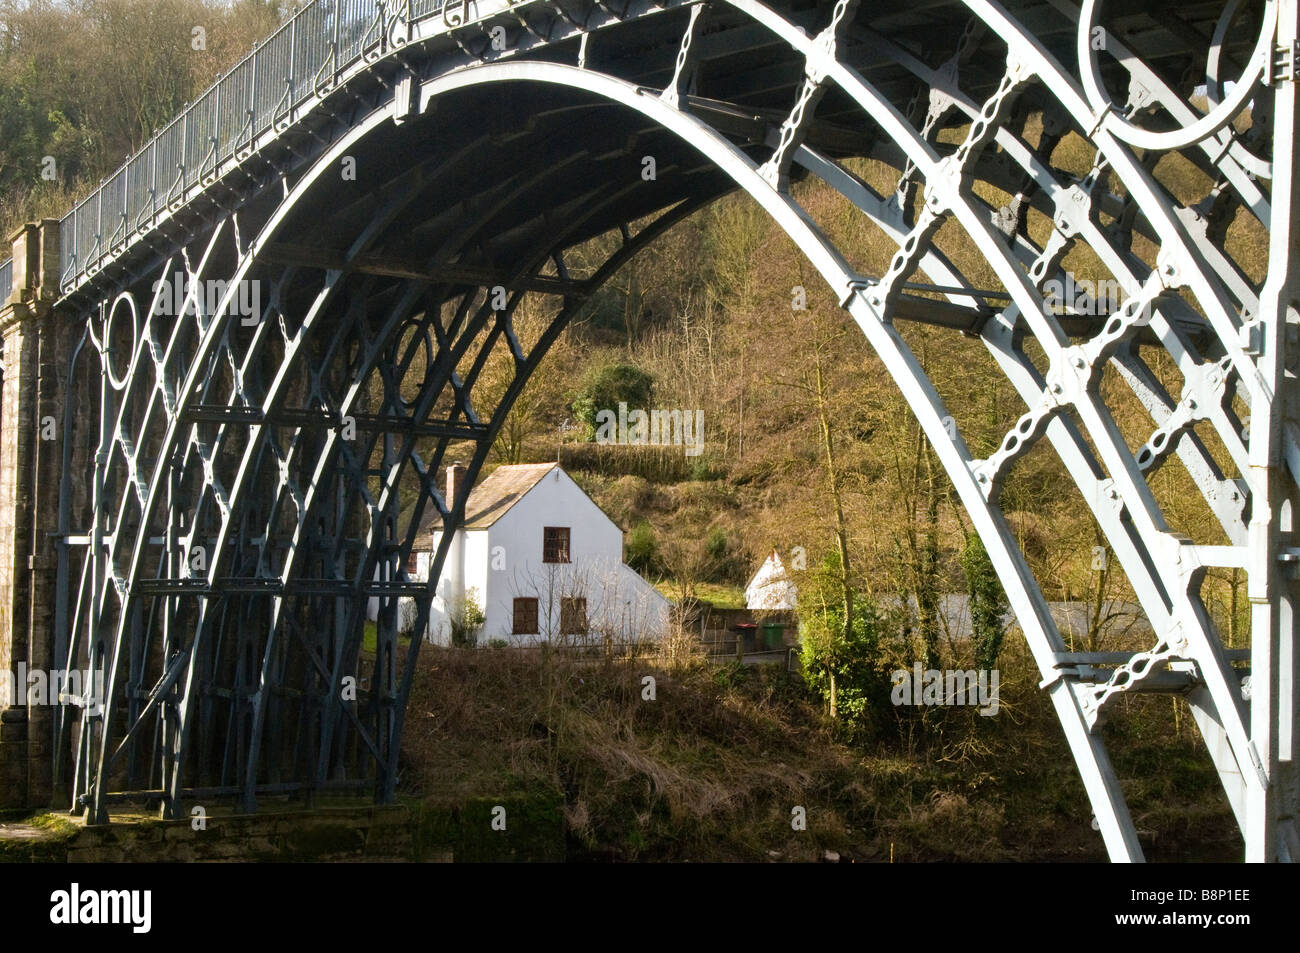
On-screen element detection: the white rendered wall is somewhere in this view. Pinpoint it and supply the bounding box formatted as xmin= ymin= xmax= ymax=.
xmin=419 ymin=468 xmax=671 ymax=644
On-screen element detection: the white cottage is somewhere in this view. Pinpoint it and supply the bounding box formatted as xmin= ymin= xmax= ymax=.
xmin=745 ymin=550 xmax=797 ymax=611
xmin=385 ymin=462 xmax=671 ymax=645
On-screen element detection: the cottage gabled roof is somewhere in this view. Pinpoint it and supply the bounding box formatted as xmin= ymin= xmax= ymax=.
xmin=745 ymin=549 xmax=797 ymax=611
xmin=459 ymin=462 xmax=558 ymax=529
xmin=410 ymin=461 xmax=590 ymax=541
xmin=744 ymin=549 xmax=784 ymax=594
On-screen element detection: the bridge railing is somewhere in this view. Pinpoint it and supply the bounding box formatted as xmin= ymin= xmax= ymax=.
xmin=53 ymin=0 xmax=465 ymax=296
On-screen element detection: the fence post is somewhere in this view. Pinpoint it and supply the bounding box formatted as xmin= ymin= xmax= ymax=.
xmin=180 ymin=108 xmax=190 ymax=198
xmin=332 ymin=0 xmax=341 ymax=86
xmin=209 ymin=77 xmax=222 ymax=177
xmin=149 ymin=141 xmax=158 ymax=223
xmin=288 ymin=14 xmax=298 ymax=116
xmin=93 ymin=187 xmax=102 ymax=269
xmin=247 ymin=47 xmax=258 ymax=151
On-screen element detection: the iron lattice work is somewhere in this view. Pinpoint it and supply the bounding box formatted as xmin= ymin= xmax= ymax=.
xmin=34 ymin=0 xmax=1300 ymax=861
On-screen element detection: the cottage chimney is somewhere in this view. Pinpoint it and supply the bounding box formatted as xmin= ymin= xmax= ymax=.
xmin=447 ymin=463 xmax=469 ymax=513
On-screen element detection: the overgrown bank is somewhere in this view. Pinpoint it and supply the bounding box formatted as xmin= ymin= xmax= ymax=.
xmin=398 ymin=643 xmax=1240 ymax=862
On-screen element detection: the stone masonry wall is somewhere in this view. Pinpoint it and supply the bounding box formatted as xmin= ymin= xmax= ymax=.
xmin=0 ymin=220 xmax=62 ymax=811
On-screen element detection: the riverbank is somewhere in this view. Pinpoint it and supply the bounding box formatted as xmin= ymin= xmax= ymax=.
xmin=397 ymin=643 xmax=1241 ymax=862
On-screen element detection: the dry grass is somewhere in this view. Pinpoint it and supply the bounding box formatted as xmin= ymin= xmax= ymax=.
xmin=401 ymin=643 xmax=859 ymax=860
xmin=395 ymin=635 xmax=1239 ymax=862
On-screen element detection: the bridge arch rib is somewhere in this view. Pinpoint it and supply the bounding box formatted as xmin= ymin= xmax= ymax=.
xmin=34 ymin=0 xmax=1295 ymax=862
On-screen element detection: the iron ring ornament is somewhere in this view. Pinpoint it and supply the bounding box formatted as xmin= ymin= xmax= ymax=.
xmin=1206 ymin=0 xmax=1275 ymax=178
xmin=103 ymin=291 xmax=138 ymax=392
xmin=1078 ymin=0 xmax=1277 ymax=153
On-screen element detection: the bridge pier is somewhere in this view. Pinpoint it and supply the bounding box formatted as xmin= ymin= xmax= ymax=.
xmin=0 ymin=220 xmax=65 ymax=813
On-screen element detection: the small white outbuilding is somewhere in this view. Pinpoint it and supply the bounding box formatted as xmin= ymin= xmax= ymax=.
xmin=744 ymin=550 xmax=797 ymax=611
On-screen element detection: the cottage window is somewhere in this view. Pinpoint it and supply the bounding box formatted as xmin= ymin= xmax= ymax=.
xmin=543 ymin=526 xmax=571 ymax=563
xmin=513 ymin=597 xmax=539 ymax=635
xmin=560 ymin=597 xmax=587 ymax=635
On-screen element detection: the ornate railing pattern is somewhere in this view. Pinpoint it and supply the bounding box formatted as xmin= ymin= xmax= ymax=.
xmin=43 ymin=0 xmax=480 ymax=294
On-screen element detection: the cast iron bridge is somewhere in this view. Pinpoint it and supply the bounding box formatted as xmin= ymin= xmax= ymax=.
xmin=0 ymin=0 xmax=1296 ymax=862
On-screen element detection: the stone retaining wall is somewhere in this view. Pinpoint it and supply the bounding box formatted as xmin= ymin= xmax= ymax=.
xmin=0 ymin=794 xmax=566 ymax=863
